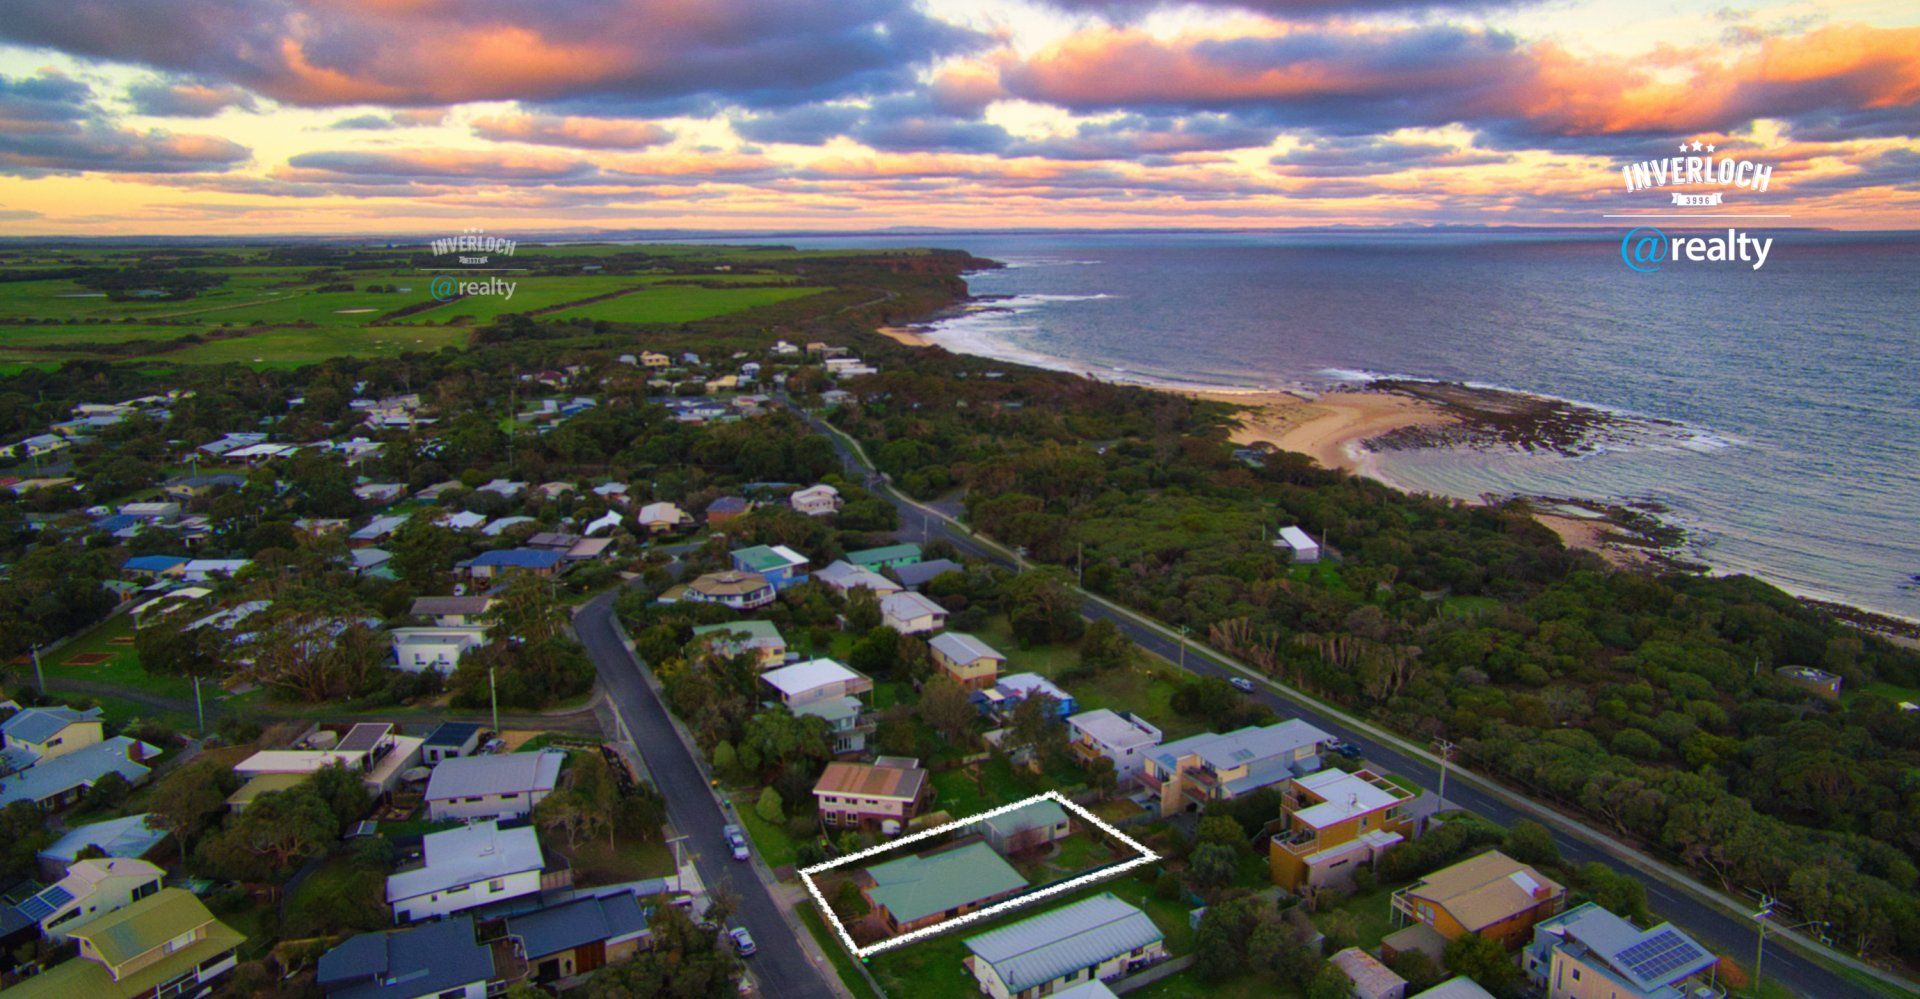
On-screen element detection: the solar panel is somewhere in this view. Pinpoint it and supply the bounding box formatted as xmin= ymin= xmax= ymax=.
xmin=17 ymin=884 xmax=74 ymax=921
xmin=1616 ymin=929 xmax=1707 ymax=983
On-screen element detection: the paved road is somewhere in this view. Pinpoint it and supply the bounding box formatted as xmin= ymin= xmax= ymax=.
xmin=787 ymin=399 xmax=1882 ymax=999
xmin=574 ymin=592 xmax=839 ymax=999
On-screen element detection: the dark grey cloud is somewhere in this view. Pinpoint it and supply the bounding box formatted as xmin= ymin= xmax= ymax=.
xmin=0 ymin=72 xmax=250 ymax=176
xmin=125 ymin=77 xmax=256 ymax=116
xmin=1269 ymin=136 xmax=1507 ymax=176
xmin=0 ymin=0 xmax=985 ymax=110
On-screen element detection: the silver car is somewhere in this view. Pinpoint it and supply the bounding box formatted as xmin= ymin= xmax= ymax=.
xmin=728 ymin=926 xmax=757 ymax=957
xmin=723 ymin=823 xmax=750 ymax=861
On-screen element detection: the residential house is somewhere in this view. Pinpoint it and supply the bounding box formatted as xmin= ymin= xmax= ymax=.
xmin=505 ymin=892 xmax=651 ymax=986
xmin=179 ymin=557 xmax=250 ymax=582
xmin=690 ymin=621 xmax=787 ymax=669
xmin=879 ymin=591 xmax=947 ymax=635
xmin=197 ymin=431 xmax=266 ymax=456
xmin=161 ymin=473 xmax=246 ymax=500
xmin=352 ymin=482 xmax=408 ymax=505
xmin=346 ymin=513 xmax=408 ymax=547
xmin=847 ymin=542 xmax=921 ymax=570
xmin=0 ymin=736 xmax=157 ymax=810
xmin=813 ymin=559 xmax=902 ymax=596
xmin=892 ymin=558 xmax=964 ymax=590
xmin=120 ymin=554 xmax=189 ymax=579
xmin=814 ymin=758 xmax=931 ymax=832
xmin=424 ymin=751 xmax=566 ymax=822
xmin=37 ymin=814 xmax=168 ymax=880
xmin=861 ymin=841 xmax=1028 ymax=935
xmin=390 ymin=626 xmax=488 ymax=673
xmin=482 ymin=515 xmax=536 ymax=537
xmin=636 ymin=502 xmax=692 ymax=533
xmin=420 ymin=722 xmax=484 ymax=765
xmin=564 ymin=536 xmax=612 ymax=562
xmin=763 ymin=659 xmax=875 ymax=753
xmin=683 ymin=570 xmax=776 ymax=610
xmin=4 ymin=888 xmax=242 ymax=999
xmin=1776 ymin=665 xmax=1843 ymax=699
xmin=1 ymin=706 xmax=105 ymax=769
xmin=1276 ymin=526 xmax=1322 ymax=563
xmin=731 ymin=544 xmax=810 ymax=589
xmin=789 ymin=484 xmax=842 ymax=517
xmin=415 ymin=480 xmax=463 ymax=502
xmin=1412 ymin=978 xmax=1498 ymax=999
xmin=962 ymin=892 xmax=1167 ymax=999
xmin=117 ymin=501 xmax=181 ymax=521
xmin=705 ymin=495 xmax=749 ymax=528
xmin=463 ymin=548 xmax=566 ymax=580
xmin=17 ymin=858 xmax=163 ymax=940
xmin=319 ymin=915 xmax=493 ymax=999
xmin=1065 ymin=710 xmax=1163 ymax=784
xmin=582 ymin=510 xmax=623 ymax=536
xmin=234 ymin=722 xmax=423 ymax=797
xmin=387 ymin=821 xmax=549 ymax=923
xmin=1141 ymin=719 xmax=1334 ymax=817
xmin=979 ymin=799 xmax=1072 ymax=854
xmin=1269 ymin=768 xmax=1418 ymax=891
xmin=1523 ymin=903 xmax=1723 ymax=999
xmin=409 ymin=595 xmax=494 ymax=626
xmin=978 ymin=673 xmax=1076 ymax=720
xmin=477 ymin=479 xmax=528 ymax=499
xmin=639 ymin=351 xmax=671 ymax=369
xmin=1330 ymin=947 xmax=1407 ymax=999
xmin=350 ymin=548 xmax=393 ymax=576
xmin=929 ymin=632 xmax=1006 ymax=691
xmin=1391 ymin=851 xmax=1567 ymax=951
xmin=526 ymin=531 xmax=581 ymax=552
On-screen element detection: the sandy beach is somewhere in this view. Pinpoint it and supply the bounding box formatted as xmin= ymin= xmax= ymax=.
xmin=876 ymin=325 xmax=935 ymax=347
xmin=1531 ymin=512 xmax=1660 ymax=570
xmin=1184 ymin=387 xmax=1456 ymax=478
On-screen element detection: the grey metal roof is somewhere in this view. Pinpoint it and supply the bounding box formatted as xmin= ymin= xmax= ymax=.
xmin=929 ymin=632 xmax=1004 ymax=664
xmin=1 ymin=706 xmax=100 ymax=745
xmin=317 ymin=915 xmax=494 ymax=999
xmin=964 ymin=893 xmax=1163 ymax=993
xmin=506 ymin=892 xmax=649 ymax=960
xmin=424 ymin=751 xmax=564 ymax=801
xmin=891 ymin=558 xmax=964 ymax=587
xmin=423 ymin=721 xmax=483 ymax=749
xmin=1151 ymin=719 xmax=1331 ymax=772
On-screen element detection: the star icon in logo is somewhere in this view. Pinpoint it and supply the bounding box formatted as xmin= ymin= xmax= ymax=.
xmin=1691 ymin=140 xmax=1704 ymax=151
xmin=1706 ymin=144 xmax=1716 ymax=152
xmin=1678 ymin=142 xmax=1689 ymax=151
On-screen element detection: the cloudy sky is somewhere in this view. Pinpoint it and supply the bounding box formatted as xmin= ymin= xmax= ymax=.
xmin=0 ymin=0 xmax=1915 ymax=234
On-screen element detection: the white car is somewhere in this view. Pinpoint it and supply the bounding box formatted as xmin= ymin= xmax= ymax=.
xmin=723 ymin=824 xmax=750 ymax=861
xmin=729 ymin=926 xmax=757 ymax=957
xmin=1230 ymin=677 xmax=1256 ymax=693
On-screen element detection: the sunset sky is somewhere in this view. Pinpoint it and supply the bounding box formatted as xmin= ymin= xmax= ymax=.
xmin=1 ymin=0 xmax=1917 ymax=234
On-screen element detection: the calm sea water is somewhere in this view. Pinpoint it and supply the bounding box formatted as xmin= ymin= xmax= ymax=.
xmin=730 ymin=230 xmax=1920 ymax=619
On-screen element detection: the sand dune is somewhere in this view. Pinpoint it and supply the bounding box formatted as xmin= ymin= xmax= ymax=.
xmin=1184 ymin=388 xmax=1455 ymax=477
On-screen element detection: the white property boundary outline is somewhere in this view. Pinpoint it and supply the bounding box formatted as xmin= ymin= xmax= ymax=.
xmin=797 ymin=790 xmax=1160 ymax=959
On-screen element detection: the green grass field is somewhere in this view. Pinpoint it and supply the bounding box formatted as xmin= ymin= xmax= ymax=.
xmin=154 ymin=326 xmax=470 ymax=367
xmin=0 ymin=324 xmax=199 ymax=347
xmin=544 ymin=284 xmax=826 ymax=323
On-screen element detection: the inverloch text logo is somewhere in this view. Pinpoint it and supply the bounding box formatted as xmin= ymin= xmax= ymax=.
xmin=430 ymin=227 xmax=517 ymax=265
xmin=1618 ymin=139 xmax=1778 ymax=273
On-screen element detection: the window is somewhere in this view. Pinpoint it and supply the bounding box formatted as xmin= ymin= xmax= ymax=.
xmin=488 ymin=879 xmax=505 ymax=892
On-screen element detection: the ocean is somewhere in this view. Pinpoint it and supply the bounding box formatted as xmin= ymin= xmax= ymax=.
xmin=727 ymin=230 xmax=1920 ymax=620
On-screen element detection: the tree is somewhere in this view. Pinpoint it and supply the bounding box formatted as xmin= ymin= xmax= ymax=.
xmin=1503 ymin=819 xmax=1560 ymax=867
xmin=196 ymin=787 xmax=337 ymax=882
xmin=918 ymin=676 xmax=977 ymax=742
xmin=755 ymin=786 xmax=784 ymax=825
xmin=1190 ymin=842 xmax=1239 ymax=887
xmin=581 ymin=905 xmax=741 ymax=999
xmin=82 ymin=771 xmax=131 ymax=811
xmin=1196 ymin=815 xmax=1250 ymax=853
xmin=1443 ymin=933 xmax=1521 ymax=997
xmin=149 ymin=759 xmax=237 ymax=848
xmin=1079 ymin=619 xmax=1132 ymax=671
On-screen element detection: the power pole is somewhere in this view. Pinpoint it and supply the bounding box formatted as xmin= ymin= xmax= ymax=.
xmin=1752 ymin=894 xmax=1775 ymax=997
xmin=1177 ymin=625 xmax=1190 ymax=670
xmin=1432 ymin=738 xmax=1457 ymax=811
xmin=1076 ymin=542 xmax=1084 ymax=586
xmin=489 ymin=665 xmax=500 ymax=734
xmin=30 ymin=645 xmax=45 ymax=694
xmin=192 ymin=675 xmax=206 ymax=735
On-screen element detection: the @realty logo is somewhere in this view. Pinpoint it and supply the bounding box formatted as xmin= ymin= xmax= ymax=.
xmin=430 ymin=275 xmax=516 ymax=302
xmin=1618 ymin=138 xmax=1777 ymax=273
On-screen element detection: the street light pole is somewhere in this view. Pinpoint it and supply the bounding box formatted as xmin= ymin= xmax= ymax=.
xmin=1752 ymin=896 xmax=1774 ymax=997
xmin=31 ymin=645 xmax=45 ymax=694
xmin=1432 ymin=738 xmax=1457 ymax=812
xmin=192 ymin=675 xmax=205 ymax=735
xmin=489 ymin=665 xmax=500 ymax=734
xmin=1177 ymin=626 xmax=1190 ymax=669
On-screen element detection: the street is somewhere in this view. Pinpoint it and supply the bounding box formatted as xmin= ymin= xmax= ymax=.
xmin=574 ymin=591 xmax=840 ymax=999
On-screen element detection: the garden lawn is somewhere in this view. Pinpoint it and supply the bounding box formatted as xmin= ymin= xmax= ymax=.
xmin=147 ymin=326 xmax=469 ymax=367
xmin=728 ymin=789 xmax=804 ymax=869
xmin=545 ymin=284 xmax=827 ymax=324
xmin=552 ymin=833 xmax=677 ymax=884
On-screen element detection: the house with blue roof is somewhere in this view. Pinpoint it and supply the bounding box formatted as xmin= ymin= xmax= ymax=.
xmin=963 ymin=892 xmax=1167 ymax=999
xmin=38 ymin=813 xmax=169 ymax=879
xmin=1523 ymin=902 xmax=1723 ymax=998
xmin=462 ymin=548 xmax=566 ymax=580
xmin=505 ymin=891 xmax=651 ymax=985
xmin=318 ymin=915 xmax=494 ymax=999
xmin=730 ymin=544 xmax=810 ymax=589
xmin=976 ymin=672 xmax=1077 ymax=721
xmin=120 ymin=554 xmax=189 ymax=578
xmin=1 ymin=706 xmax=105 ymax=770
xmin=0 ymin=735 xmax=158 ymax=810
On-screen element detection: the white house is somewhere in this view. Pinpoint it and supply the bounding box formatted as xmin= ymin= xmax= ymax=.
xmin=880 ymin=591 xmax=948 ymax=635
xmin=1066 ymin=709 xmax=1165 ymax=783
xmin=390 ymin=626 xmax=488 ymax=673
xmin=1276 ymin=526 xmax=1321 ymax=564
xmin=424 ymin=751 xmax=566 ymax=823
xmin=813 ymin=559 xmax=902 ymax=595
xmin=180 ymin=558 xmax=251 ymax=582
xmin=963 ymin=893 xmax=1167 ymax=999
xmin=761 ymin=658 xmax=874 ymax=708
xmin=789 ymin=484 xmax=842 ymax=517
xmin=20 ymin=858 xmax=163 ymax=940
xmin=387 ymin=821 xmax=545 ymax=923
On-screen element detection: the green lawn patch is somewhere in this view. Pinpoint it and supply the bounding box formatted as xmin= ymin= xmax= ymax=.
xmin=147 ymin=326 xmax=469 ymax=367
xmin=545 ymin=285 xmax=827 ymax=324
xmin=553 ymin=833 xmax=677 ymax=884
xmin=728 ymin=789 xmax=804 ymax=869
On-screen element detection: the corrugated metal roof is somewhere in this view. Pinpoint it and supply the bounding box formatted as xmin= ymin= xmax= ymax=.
xmin=964 ymin=893 xmax=1163 ymax=993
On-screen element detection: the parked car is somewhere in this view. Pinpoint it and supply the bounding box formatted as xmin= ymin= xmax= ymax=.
xmin=1328 ymin=740 xmax=1363 ymax=759
xmin=723 ymin=823 xmax=750 ymax=861
xmin=1229 ymin=677 xmax=1256 ymax=693
xmin=728 ymin=926 xmax=757 ymax=957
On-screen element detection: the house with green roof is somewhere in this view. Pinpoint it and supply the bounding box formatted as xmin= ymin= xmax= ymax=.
xmin=8 ymin=887 xmax=243 ymax=999
xmin=846 ymin=542 xmax=922 ymax=570
xmin=860 ymin=840 xmax=1028 ymax=934
xmin=729 ymin=544 xmax=810 ymax=589
xmin=691 ymin=620 xmax=788 ymax=668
